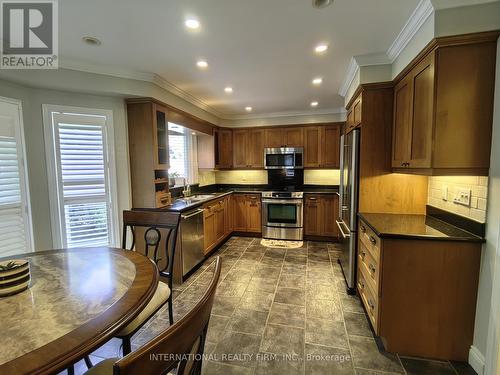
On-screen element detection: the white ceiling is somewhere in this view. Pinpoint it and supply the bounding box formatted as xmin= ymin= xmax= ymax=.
xmin=59 ymin=0 xmax=420 ymax=117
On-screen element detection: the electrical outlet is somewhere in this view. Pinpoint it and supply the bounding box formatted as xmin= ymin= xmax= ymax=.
xmin=442 ymin=186 xmax=448 ymax=201
xmin=453 ymin=189 xmax=471 ymax=206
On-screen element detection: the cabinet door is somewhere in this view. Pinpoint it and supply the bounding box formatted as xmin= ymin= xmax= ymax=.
xmin=248 ymin=129 xmax=265 ymax=168
xmin=322 ymin=194 xmax=339 ymax=237
xmin=284 ymin=127 xmax=304 ymax=147
xmin=408 ymin=53 xmax=434 ymax=168
xmin=152 ymin=104 xmax=169 ymax=169
xmin=233 ymin=194 xmax=248 ymax=231
xmin=246 ymin=195 xmax=262 ymax=233
xmin=215 ymin=203 xmax=225 ymax=242
xmin=321 ymin=125 xmax=341 ymax=168
xmin=304 ymin=195 xmax=322 ymax=235
xmin=218 ymin=129 xmax=233 ymax=168
xmin=265 ymin=128 xmax=285 ymax=148
xmin=304 ymin=126 xmax=321 ymax=168
xmin=203 ymin=208 xmax=216 ymax=253
xmin=353 ymin=97 xmax=362 ymax=126
xmin=392 ymin=76 xmax=412 ymax=168
xmin=233 ymin=130 xmax=248 ymax=168
xmin=346 ymin=110 xmax=354 ymax=133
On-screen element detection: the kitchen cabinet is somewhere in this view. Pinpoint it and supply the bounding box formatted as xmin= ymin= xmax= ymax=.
xmin=304 ymin=125 xmax=341 ymax=168
xmin=215 ymin=128 xmax=233 ymax=169
xmin=264 ymin=127 xmax=304 ymax=148
xmin=391 ymin=33 xmax=498 ymax=175
xmin=232 ymin=129 xmax=265 ymax=168
xmin=346 ymin=94 xmax=362 ymax=133
xmin=357 ymin=217 xmax=481 ymax=361
xmin=126 ymin=100 xmax=170 ymax=208
xmin=232 ymin=194 xmax=261 ymax=233
xmin=203 ymin=205 xmax=216 ymax=254
xmin=224 ymin=194 xmax=233 ymax=235
xmin=304 ymin=194 xmax=339 ymax=238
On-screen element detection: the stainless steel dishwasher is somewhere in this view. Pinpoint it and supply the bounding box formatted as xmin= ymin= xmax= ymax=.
xmin=181 ymin=208 xmax=205 ymax=276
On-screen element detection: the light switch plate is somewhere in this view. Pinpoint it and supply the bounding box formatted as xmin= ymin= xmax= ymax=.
xmin=453 ymin=189 xmax=471 ymax=206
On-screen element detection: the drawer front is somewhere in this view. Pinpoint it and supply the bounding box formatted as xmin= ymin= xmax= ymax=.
xmin=357 ymin=266 xmax=379 ymax=333
xmin=358 ymin=239 xmax=380 ymax=294
xmin=359 ymin=220 xmax=381 ymax=263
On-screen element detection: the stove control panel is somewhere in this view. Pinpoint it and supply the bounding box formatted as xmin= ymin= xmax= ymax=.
xmin=262 ymin=191 xmax=304 ymax=199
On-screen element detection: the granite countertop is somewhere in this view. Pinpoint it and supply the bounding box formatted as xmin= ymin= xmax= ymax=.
xmin=358 ymin=212 xmax=484 ymax=243
xmin=166 ymin=185 xmax=339 ymax=212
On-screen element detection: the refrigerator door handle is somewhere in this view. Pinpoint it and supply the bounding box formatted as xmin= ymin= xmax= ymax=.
xmin=336 ymin=220 xmax=351 ymax=239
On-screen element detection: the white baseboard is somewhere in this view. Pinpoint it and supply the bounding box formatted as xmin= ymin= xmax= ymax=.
xmin=469 ymin=345 xmax=485 ymax=375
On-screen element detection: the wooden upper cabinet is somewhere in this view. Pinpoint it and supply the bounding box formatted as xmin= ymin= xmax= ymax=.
xmin=248 ymin=129 xmax=265 ymax=168
xmin=392 ymin=77 xmax=412 ymax=168
xmin=304 ymin=126 xmax=321 ymax=168
xmin=391 ymin=33 xmax=498 ymax=175
xmin=284 ymin=127 xmax=304 ymax=147
xmin=408 ymin=53 xmax=434 ymax=168
xmin=265 ymin=128 xmax=285 ymax=148
xmin=216 ymin=128 xmax=233 ymax=169
xmin=232 ymin=129 xmax=248 ymax=168
xmin=152 ymin=104 xmax=169 ymax=169
xmin=322 ymin=125 xmax=341 ymax=168
xmin=346 ymin=94 xmax=362 ymax=133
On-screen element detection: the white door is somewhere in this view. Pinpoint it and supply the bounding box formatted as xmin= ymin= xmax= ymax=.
xmin=0 ymin=98 xmax=33 ymax=256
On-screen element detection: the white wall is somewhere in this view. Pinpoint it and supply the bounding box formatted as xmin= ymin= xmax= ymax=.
xmin=474 ymin=36 xmax=500 ymax=375
xmin=0 ymin=78 xmax=131 ymax=251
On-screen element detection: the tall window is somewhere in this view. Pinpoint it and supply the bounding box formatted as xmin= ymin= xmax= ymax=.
xmin=168 ymin=122 xmax=198 ymax=185
xmin=0 ymin=97 xmax=33 ymax=256
xmin=43 ymin=105 xmax=118 ymax=248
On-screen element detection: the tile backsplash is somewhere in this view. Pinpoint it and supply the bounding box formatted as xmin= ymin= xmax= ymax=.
xmin=197 ymin=169 xmax=340 ymax=186
xmin=428 ymin=176 xmax=489 ymax=223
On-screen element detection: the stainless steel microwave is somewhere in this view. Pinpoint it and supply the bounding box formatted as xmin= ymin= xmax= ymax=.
xmin=264 ymin=147 xmax=304 ymax=169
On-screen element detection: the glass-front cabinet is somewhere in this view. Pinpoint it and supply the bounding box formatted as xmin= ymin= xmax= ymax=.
xmin=153 ymin=104 xmax=169 ymax=169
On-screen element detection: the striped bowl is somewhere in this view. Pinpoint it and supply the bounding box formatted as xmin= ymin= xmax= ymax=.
xmin=0 ymin=259 xmax=30 ymax=297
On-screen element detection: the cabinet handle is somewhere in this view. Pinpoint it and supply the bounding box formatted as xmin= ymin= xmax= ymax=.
xmin=368 ymin=299 xmax=375 ymax=310
xmin=369 ymin=236 xmax=376 ymax=245
xmin=309 ymin=197 xmax=317 ymax=201
xmin=361 ymin=225 xmax=366 ymax=233
xmin=360 ymin=251 xmax=366 ymax=260
xmin=369 ymin=263 xmax=376 ymax=274
xmin=406 ymin=162 xmax=410 ymax=167
xmin=401 ymin=162 xmax=406 ymax=167
xmin=358 ymin=281 xmax=365 ymax=290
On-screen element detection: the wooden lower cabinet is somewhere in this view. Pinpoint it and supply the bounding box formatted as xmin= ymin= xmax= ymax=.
xmin=304 ymin=194 xmax=339 ymax=239
xmin=357 ymin=218 xmax=481 ymax=361
xmin=232 ymin=194 xmax=262 ymax=233
xmin=203 ymin=196 xmax=231 ymax=254
xmin=203 ymin=205 xmax=216 ymax=254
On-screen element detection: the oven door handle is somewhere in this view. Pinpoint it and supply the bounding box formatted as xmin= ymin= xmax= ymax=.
xmin=336 ymin=220 xmax=351 ymax=239
xmin=262 ymin=199 xmax=303 ymax=205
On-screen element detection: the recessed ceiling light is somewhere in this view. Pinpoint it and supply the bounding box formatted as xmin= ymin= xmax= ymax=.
xmin=185 ymin=18 xmax=200 ymax=29
xmin=224 ymin=87 xmax=233 ymax=94
xmin=312 ymin=77 xmax=323 ymax=85
xmin=311 ymin=101 xmax=319 ymax=107
xmin=196 ymin=60 xmax=208 ymax=69
xmin=191 ymin=132 xmax=197 ymax=135
xmin=245 ymin=106 xmax=253 ymax=112
xmin=315 ymin=43 xmax=328 ymax=54
xmin=82 ymin=36 xmax=101 ymax=46
xmin=312 ymin=0 xmax=334 ymax=8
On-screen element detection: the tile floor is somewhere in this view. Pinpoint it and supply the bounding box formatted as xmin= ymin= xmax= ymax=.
xmin=68 ymin=236 xmax=477 ymax=375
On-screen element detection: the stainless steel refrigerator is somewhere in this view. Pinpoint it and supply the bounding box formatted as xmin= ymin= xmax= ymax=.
xmin=336 ymin=129 xmax=360 ymax=294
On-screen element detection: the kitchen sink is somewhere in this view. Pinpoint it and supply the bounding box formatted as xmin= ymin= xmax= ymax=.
xmin=178 ymin=194 xmax=217 ymax=204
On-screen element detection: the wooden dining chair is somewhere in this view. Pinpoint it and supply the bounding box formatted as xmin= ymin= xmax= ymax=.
xmin=116 ymin=209 xmax=181 ymax=355
xmin=84 ymin=256 xmax=221 ymax=375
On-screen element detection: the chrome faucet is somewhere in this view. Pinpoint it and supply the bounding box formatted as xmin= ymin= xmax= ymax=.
xmin=182 ymin=178 xmax=192 ymax=197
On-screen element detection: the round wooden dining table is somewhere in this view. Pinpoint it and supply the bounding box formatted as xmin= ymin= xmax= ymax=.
xmin=0 ymin=247 xmax=159 ymax=375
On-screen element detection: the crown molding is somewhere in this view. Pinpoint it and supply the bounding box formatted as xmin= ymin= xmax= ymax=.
xmin=221 ymin=107 xmax=346 ymax=121
xmin=60 ymin=57 xmax=223 ymax=118
xmin=338 ymin=57 xmax=360 ymax=98
xmin=387 ymin=0 xmax=434 ymax=61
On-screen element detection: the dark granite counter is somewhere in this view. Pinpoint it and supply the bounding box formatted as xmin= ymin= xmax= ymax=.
xmin=165 ymin=184 xmax=339 ymax=212
xmin=358 ymin=212 xmax=484 ymax=243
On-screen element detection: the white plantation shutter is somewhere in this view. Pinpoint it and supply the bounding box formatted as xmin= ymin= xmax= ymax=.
xmin=0 ymin=99 xmax=32 ymax=256
xmin=46 ymin=109 xmax=117 ymax=248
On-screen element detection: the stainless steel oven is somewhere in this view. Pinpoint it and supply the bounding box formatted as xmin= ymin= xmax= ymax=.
xmin=264 ymin=147 xmax=303 ymax=169
xmin=262 ymin=191 xmax=303 ymax=240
